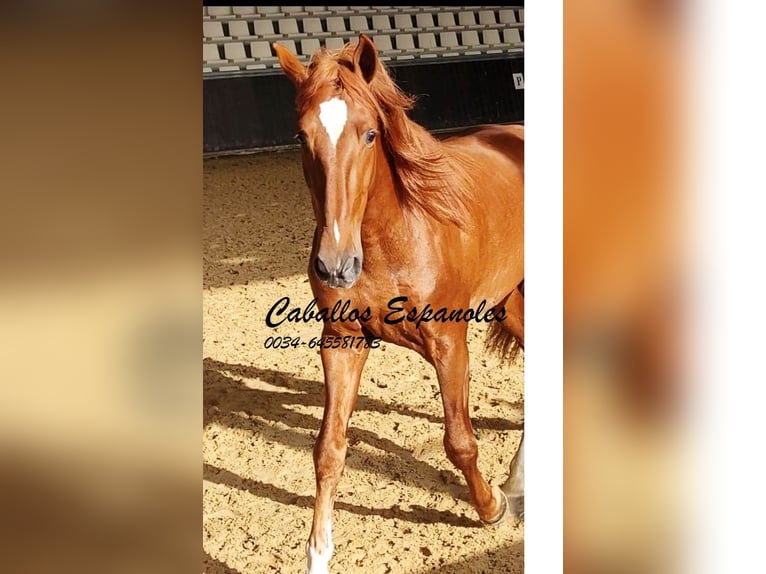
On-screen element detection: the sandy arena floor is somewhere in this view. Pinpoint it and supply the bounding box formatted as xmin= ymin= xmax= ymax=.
xmin=203 ymin=151 xmax=525 ymax=573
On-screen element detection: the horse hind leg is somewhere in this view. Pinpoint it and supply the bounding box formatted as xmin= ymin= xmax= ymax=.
xmin=487 ymin=280 xmax=525 ymax=518
xmin=501 ymin=432 xmax=524 ymax=518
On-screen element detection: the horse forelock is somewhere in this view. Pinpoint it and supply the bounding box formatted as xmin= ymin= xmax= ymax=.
xmin=296 ymin=43 xmax=473 ymax=227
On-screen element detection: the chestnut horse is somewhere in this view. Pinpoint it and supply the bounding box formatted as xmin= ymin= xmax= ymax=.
xmin=274 ymin=35 xmax=524 ymax=574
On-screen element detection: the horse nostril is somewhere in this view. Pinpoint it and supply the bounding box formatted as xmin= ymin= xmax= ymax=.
xmin=351 ymin=256 xmax=362 ymax=276
xmin=314 ymin=256 xmax=330 ymax=281
xmin=339 ymin=256 xmax=362 ymax=282
xmin=339 ymin=256 xmax=354 ymax=275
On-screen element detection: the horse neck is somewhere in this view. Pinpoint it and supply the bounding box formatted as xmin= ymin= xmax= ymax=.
xmin=362 ymin=143 xmax=409 ymax=238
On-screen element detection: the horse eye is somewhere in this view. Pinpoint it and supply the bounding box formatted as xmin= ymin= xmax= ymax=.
xmin=364 ymin=129 xmax=376 ymax=145
xmin=295 ymin=132 xmax=307 ymax=145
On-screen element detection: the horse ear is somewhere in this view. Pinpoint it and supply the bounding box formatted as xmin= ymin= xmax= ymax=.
xmin=273 ymin=42 xmax=307 ymax=86
xmin=353 ymin=34 xmax=379 ymax=83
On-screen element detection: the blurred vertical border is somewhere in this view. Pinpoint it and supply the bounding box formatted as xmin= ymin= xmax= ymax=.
xmin=564 ymin=0 xmax=688 ymax=572
xmin=0 ymin=2 xmax=201 ymax=572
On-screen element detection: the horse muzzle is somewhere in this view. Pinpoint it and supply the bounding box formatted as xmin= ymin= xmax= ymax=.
xmin=313 ymin=253 xmax=363 ymax=289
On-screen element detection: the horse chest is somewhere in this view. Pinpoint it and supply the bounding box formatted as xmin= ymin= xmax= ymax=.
xmin=351 ymin=284 xmax=437 ymax=355
xmin=365 ymin=312 xmax=428 ymax=355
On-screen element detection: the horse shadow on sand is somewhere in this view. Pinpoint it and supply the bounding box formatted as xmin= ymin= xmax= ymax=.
xmin=203 ymin=357 xmax=523 ymax=528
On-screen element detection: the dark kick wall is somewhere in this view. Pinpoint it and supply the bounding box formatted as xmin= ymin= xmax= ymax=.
xmin=203 ymin=55 xmax=524 ymax=155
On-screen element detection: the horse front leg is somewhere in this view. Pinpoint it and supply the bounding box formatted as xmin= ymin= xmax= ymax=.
xmin=306 ymin=332 xmax=369 ymax=574
xmin=430 ymin=328 xmax=508 ymax=524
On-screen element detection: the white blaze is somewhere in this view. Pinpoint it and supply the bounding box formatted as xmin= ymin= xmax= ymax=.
xmin=333 ymin=220 xmax=340 ymax=243
xmin=318 ymin=97 xmax=347 ymax=148
xmin=306 ymin=520 xmax=334 ymax=574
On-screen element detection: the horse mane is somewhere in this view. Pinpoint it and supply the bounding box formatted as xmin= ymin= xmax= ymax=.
xmin=296 ymin=44 xmax=473 ymax=227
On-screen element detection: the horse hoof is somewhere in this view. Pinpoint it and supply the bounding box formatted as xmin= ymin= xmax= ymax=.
xmin=481 ymin=486 xmax=509 ymax=526
xmin=501 ymin=484 xmax=524 ymax=521
xmin=508 ymin=495 xmax=524 ymax=521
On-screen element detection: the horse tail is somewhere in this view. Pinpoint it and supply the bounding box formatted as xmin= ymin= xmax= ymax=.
xmin=485 ymin=279 xmax=524 ymax=363
xmin=485 ymin=321 xmax=523 ymax=363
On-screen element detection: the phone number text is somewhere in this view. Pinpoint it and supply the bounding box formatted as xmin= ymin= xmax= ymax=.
xmin=264 ymin=335 xmax=382 ymax=350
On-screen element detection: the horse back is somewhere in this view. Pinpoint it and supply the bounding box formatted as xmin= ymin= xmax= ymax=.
xmin=465 ymin=123 xmax=523 ymax=168
xmin=443 ymin=123 xmax=523 ymax=165
xmin=438 ymin=124 xmax=525 ymax=302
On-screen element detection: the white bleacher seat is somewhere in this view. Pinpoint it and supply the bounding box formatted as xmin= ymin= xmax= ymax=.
xmin=440 ymin=31 xmax=459 ymax=47
xmin=303 ymin=18 xmax=324 ymax=34
xmin=372 ymin=35 xmax=393 ymax=50
xmin=437 ymin=12 xmax=456 ymax=28
xmin=482 ymin=29 xmax=502 ymax=46
xmin=224 ymin=42 xmax=249 ymax=63
xmin=253 ymin=20 xmax=276 ymax=37
xmin=417 ymin=32 xmax=443 ymax=52
xmin=203 ymin=67 xmax=212 ymax=73
xmin=301 ymin=38 xmax=321 ymax=57
xmin=283 ymin=6 xmax=303 ymax=13
xmin=257 ymin=6 xmax=281 ymax=15
xmin=481 ymin=29 xmax=505 ymax=54
xmin=458 ymin=12 xmax=477 ymax=27
xmin=208 ymin=6 xmax=232 ymax=18
xmin=203 ymin=6 xmax=207 ymax=17
xmin=233 ymin=7 xmax=256 ymax=17
xmin=440 ymin=31 xmax=460 ymax=56
xmin=203 ymin=43 xmax=225 ymax=65
xmin=499 ymin=9 xmax=517 ymax=24
xmin=203 ymin=21 xmax=225 ymax=40
xmin=460 ymin=30 xmax=481 ymax=55
xmin=372 ymin=15 xmax=391 ymax=31
xmin=219 ymin=65 xmax=241 ymax=72
xmin=326 ymin=16 xmax=347 ymax=33
xmin=304 ymin=6 xmax=327 ymax=11
xmin=478 ymin=10 xmax=497 ymax=25
xmin=416 ymin=13 xmax=435 ymax=29
xmin=395 ymin=33 xmax=419 ymax=51
xmin=461 ymin=30 xmax=480 ymax=48
xmin=278 ymin=19 xmax=300 ymax=35
xmin=250 ymin=41 xmax=275 ymax=60
xmin=518 ymin=9 xmax=524 ymax=23
xmin=249 ymin=40 xmax=278 ymax=69
xmin=350 ymin=16 xmax=370 ymax=32
xmin=325 ymin=37 xmax=345 ymax=50
xmin=228 ymin=21 xmax=250 ymax=39
xmin=394 ymin=34 xmax=417 ymax=59
xmin=372 ymin=35 xmax=394 ymax=53
xmin=394 ymin=14 xmax=413 ymax=30
xmin=503 ymin=29 xmax=522 ymax=45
